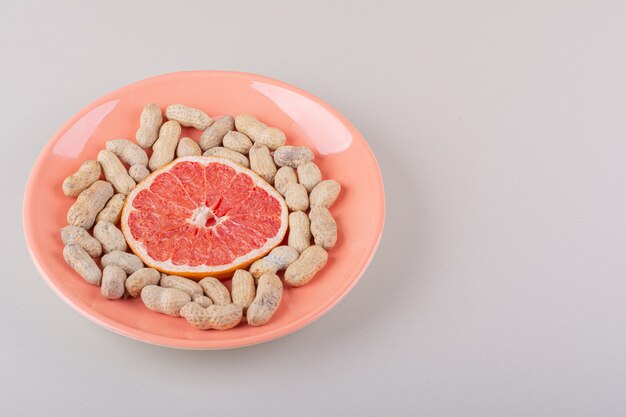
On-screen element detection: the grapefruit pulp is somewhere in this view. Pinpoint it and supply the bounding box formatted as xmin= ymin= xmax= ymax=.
xmin=120 ymin=156 xmax=288 ymax=279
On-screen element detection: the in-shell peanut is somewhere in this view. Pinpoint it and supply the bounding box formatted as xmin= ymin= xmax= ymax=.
xmin=165 ymin=104 xmax=212 ymax=130
xmin=160 ymin=275 xmax=203 ymax=298
xmin=288 ymin=211 xmax=311 ymax=253
xmin=193 ymin=295 xmax=213 ymax=308
xmin=223 ymin=131 xmax=253 ymax=154
xmin=67 ymin=180 xmax=114 ymax=229
xmin=136 ymin=103 xmax=163 ymax=148
xmin=234 ymin=114 xmax=286 ymax=150
xmin=309 ymin=180 xmax=341 ymax=209
xmin=203 ymin=147 xmax=249 ymax=168
xmin=95 ymin=194 xmax=125 ymax=224
xmin=249 ymin=143 xmax=277 ymax=184
xmin=106 ymin=139 xmax=148 ymax=167
xmin=101 ymin=250 xmax=143 ymax=274
xmin=199 ymin=115 xmax=234 ymax=151
xmin=246 ymin=272 xmax=283 ymax=326
xmin=128 ymin=165 xmax=150 ymax=182
xmin=176 ymin=137 xmax=202 ymax=157
xmin=61 ymin=226 xmax=102 ymax=257
xmin=149 ymin=120 xmax=181 ymax=171
xmin=297 ymin=162 xmax=322 ymax=192
xmin=101 ymin=264 xmax=126 ymax=300
xmin=273 ymin=146 xmax=314 ymax=168
xmin=231 ymin=270 xmax=256 ymax=310
xmin=274 ymin=166 xmax=298 ymax=196
xmin=93 ymin=221 xmax=127 ymax=253
xmin=284 ymin=183 xmax=309 ymax=212
xmin=97 ymin=150 xmax=136 ymax=195
xmin=309 ymin=207 xmax=337 ymax=249
xmin=125 ymin=268 xmax=160 ymax=297
xmin=198 ymin=277 xmax=231 ymax=305
xmin=141 ymin=285 xmax=191 ymax=317
xmin=62 ymin=160 xmax=101 ymax=197
xmin=249 ymin=245 xmax=299 ymax=279
xmin=63 ymin=244 xmax=102 ymax=286
xmin=284 ymin=245 xmax=328 ymax=287
xmin=180 ymin=302 xmax=243 ymax=330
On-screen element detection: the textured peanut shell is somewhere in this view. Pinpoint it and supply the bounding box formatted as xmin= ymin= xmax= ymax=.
xmin=309 ymin=206 xmax=337 ymax=249
xmin=288 ymin=211 xmax=311 ymax=253
xmin=284 ymin=183 xmax=309 ymax=212
xmin=60 ymin=226 xmax=102 ymax=257
xmin=198 ymin=277 xmax=231 ymax=305
xmin=234 ymin=114 xmax=285 ymax=150
xmin=180 ymin=302 xmax=243 ymax=330
xmin=274 ymin=166 xmax=298 ymax=196
xmin=193 ymin=295 xmax=213 ymax=308
xmin=223 ymin=131 xmax=253 ymax=154
xmin=309 ymin=180 xmax=341 ymax=209
xmin=63 ymin=244 xmax=102 ymax=286
xmin=165 ymin=104 xmax=212 ymax=130
xmin=95 ymin=194 xmax=125 ymax=224
xmin=62 ymin=160 xmax=101 ymax=197
xmin=125 ymin=268 xmax=160 ymax=297
xmin=101 ymin=250 xmax=143 ymax=274
xmin=97 ymin=150 xmax=136 ymax=195
xmin=160 ymin=275 xmax=203 ymax=298
xmin=141 ymin=285 xmax=191 ymax=317
xmin=67 ymin=180 xmax=113 ymax=229
xmin=273 ymin=146 xmax=314 ymax=168
xmin=149 ymin=121 xmax=181 ymax=171
xmin=247 ymin=273 xmax=283 ymax=326
xmin=297 ymin=162 xmax=322 ymax=192
xmin=106 ymin=139 xmax=148 ymax=166
xmin=199 ymin=116 xmax=234 ymax=151
xmin=231 ymin=270 xmax=256 ymax=310
xmin=128 ymin=165 xmax=150 ymax=182
xmin=203 ymin=147 xmax=249 ymax=168
xmin=101 ymin=265 xmax=126 ymax=300
xmin=284 ymin=245 xmax=328 ymax=287
xmin=176 ymin=137 xmax=202 ymax=157
xmin=93 ymin=221 xmax=127 ymax=253
xmin=136 ymin=103 xmax=163 ymax=148
xmin=249 ymin=245 xmax=299 ymax=279
xmin=249 ymin=143 xmax=277 ymax=184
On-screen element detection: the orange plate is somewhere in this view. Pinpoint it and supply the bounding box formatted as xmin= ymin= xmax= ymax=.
xmin=23 ymin=71 xmax=385 ymax=349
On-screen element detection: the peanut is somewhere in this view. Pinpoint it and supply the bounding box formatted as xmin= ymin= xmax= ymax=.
xmin=63 ymin=244 xmax=102 ymax=286
xmin=62 ymin=160 xmax=101 ymax=197
xmin=165 ymin=104 xmax=212 ymax=130
xmin=284 ymin=245 xmax=328 ymax=287
xmin=198 ymin=277 xmax=231 ymax=305
xmin=60 ymin=226 xmax=102 ymax=257
xmin=246 ymin=273 xmax=283 ymax=326
xmin=234 ymin=114 xmax=286 ymax=150
xmin=128 ymin=165 xmax=150 ymax=182
xmin=223 ymin=131 xmax=253 ymax=154
xmin=67 ymin=180 xmax=113 ymax=229
xmin=231 ymin=270 xmax=255 ymax=311
xmin=309 ymin=180 xmax=341 ymax=209
xmin=288 ymin=211 xmax=311 ymax=253
xmin=176 ymin=137 xmax=201 ymax=157
xmin=203 ymin=147 xmax=249 ymax=168
xmin=101 ymin=265 xmax=126 ymax=300
xmin=309 ymin=207 xmax=337 ymax=249
xmin=93 ymin=221 xmax=127 ymax=253
xmin=106 ymin=139 xmax=148 ymax=167
xmin=199 ymin=115 xmax=234 ymax=150
xmin=180 ymin=302 xmax=243 ymax=330
xmin=249 ymin=245 xmax=299 ymax=279
xmin=274 ymin=166 xmax=298 ymax=196
xmin=284 ymin=183 xmax=309 ymax=211
xmin=95 ymin=194 xmax=125 ymax=224
xmin=136 ymin=103 xmax=163 ymax=148
xmin=297 ymin=162 xmax=322 ymax=192
xmin=125 ymin=268 xmax=160 ymax=297
xmin=249 ymin=143 xmax=277 ymax=184
xmin=149 ymin=120 xmax=181 ymax=171
xmin=193 ymin=295 xmax=213 ymax=308
xmin=97 ymin=150 xmax=136 ymax=195
xmin=101 ymin=250 xmax=143 ymax=274
xmin=140 ymin=285 xmax=191 ymax=317
xmin=273 ymin=146 xmax=314 ymax=168
xmin=160 ymin=275 xmax=203 ymax=298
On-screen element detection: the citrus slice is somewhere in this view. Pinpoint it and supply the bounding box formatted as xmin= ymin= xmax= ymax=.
xmin=120 ymin=156 xmax=288 ymax=279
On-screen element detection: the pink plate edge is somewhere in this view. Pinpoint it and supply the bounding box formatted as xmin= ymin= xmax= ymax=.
xmin=22 ymin=70 xmax=386 ymax=350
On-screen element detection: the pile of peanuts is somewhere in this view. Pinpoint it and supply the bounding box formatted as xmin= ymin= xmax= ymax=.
xmin=61 ymin=104 xmax=340 ymax=330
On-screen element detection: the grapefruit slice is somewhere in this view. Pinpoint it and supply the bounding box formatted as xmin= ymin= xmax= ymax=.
xmin=120 ymin=156 xmax=288 ymax=279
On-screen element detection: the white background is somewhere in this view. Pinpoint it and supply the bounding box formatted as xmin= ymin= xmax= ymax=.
xmin=2 ymin=1 xmax=626 ymax=416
